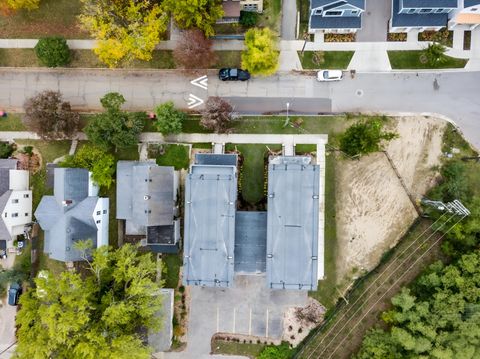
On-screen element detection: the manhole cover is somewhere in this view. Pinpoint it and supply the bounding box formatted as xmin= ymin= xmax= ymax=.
xmin=356 ymin=89 xmax=364 ymax=97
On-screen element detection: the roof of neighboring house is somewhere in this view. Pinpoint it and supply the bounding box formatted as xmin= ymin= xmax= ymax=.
xmin=222 ymin=0 xmax=241 ymax=17
xmin=266 ymin=156 xmax=320 ymax=291
xmin=148 ymin=289 xmax=174 ymax=353
xmin=183 ymin=159 xmax=237 ymax=288
xmin=0 ymin=159 xmax=17 ymax=195
xmin=392 ymin=0 xmax=449 ymax=27
xmin=0 ymin=191 xmax=12 ymax=241
xmin=465 ymin=0 xmax=480 ymax=7
xmin=310 ymin=14 xmax=362 ymax=29
xmin=402 ymin=0 xmax=457 ymax=8
xmin=35 ymin=168 xmax=106 ymax=262
xmin=195 ymin=153 xmax=238 ymax=166
xmin=234 ymin=211 xmax=267 ymax=273
xmin=454 ymin=12 xmax=480 ymax=23
xmin=311 ymin=0 xmax=364 ymax=10
xmin=147 ymin=221 xmax=180 ymax=253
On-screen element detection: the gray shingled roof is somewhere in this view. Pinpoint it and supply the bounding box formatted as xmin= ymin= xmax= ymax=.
xmin=266 ymin=157 xmax=320 ymax=291
xmin=35 ymin=168 xmax=103 ymax=262
xmin=183 ymin=162 xmax=237 ymax=288
xmin=310 ymin=14 xmax=362 ymax=29
xmin=402 ymin=0 xmax=456 ymax=8
xmin=0 ymin=159 xmax=17 ymax=195
xmin=311 ymin=0 xmax=364 ymax=10
xmin=392 ymin=0 xmax=449 ymax=27
xmin=465 ymin=0 xmax=480 ymax=7
xmin=195 ymin=153 xmax=238 ymax=166
xmin=234 ymin=211 xmax=267 ymax=273
xmin=0 ymin=191 xmax=12 ymax=241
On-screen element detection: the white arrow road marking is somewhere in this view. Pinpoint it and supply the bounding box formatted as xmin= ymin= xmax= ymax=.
xmin=187 ymin=94 xmax=204 ymax=109
xmin=190 ymin=75 xmax=208 ymax=90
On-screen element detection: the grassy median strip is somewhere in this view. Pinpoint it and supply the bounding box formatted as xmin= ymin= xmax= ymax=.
xmin=388 ymin=50 xmax=468 ymax=69
xmin=298 ymin=51 xmax=355 ymax=70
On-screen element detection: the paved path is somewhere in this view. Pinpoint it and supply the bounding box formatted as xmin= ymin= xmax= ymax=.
xmin=281 ymin=0 xmax=297 ymax=40
xmin=347 ymin=43 xmax=392 ymax=71
xmin=1 ymin=69 xmax=480 ymax=149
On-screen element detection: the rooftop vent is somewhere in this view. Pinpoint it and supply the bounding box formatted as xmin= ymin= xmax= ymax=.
xmin=62 ymin=200 xmax=72 ymax=206
xmin=144 ymin=195 xmax=151 ymax=201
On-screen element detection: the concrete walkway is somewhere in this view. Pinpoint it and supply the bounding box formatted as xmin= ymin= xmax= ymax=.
xmin=347 ymin=43 xmax=392 ymax=71
xmin=279 ymin=50 xmax=302 ymax=71
xmin=281 ymin=0 xmax=297 ymax=40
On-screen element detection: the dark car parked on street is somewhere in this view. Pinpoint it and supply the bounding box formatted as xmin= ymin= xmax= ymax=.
xmin=8 ymin=283 xmax=22 ymax=306
xmin=218 ymin=68 xmax=250 ymax=81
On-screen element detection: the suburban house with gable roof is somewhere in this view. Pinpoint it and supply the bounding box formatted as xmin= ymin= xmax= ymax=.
xmin=219 ymin=0 xmax=264 ymax=23
xmin=308 ymin=0 xmax=365 ymax=36
xmin=449 ymin=0 xmax=480 ymax=30
xmin=0 ymin=159 xmax=32 ymax=250
xmin=35 ymin=168 xmax=109 ymax=263
xmin=116 ymin=161 xmax=180 ymax=253
xmin=390 ymin=0 xmax=457 ymax=33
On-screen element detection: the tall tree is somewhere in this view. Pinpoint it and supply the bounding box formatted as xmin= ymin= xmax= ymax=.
xmin=154 ymin=101 xmax=186 ymax=135
xmin=173 ymin=29 xmax=217 ymax=69
xmin=356 ymin=250 xmax=480 ymax=359
xmin=79 ymin=0 xmax=168 ymax=67
xmin=84 ymin=92 xmax=144 ymax=150
xmin=61 ymin=145 xmax=116 ymax=189
xmin=241 ymin=28 xmax=279 ymax=76
xmin=23 ymin=90 xmax=80 ymax=140
xmin=15 ymin=243 xmax=164 ymax=359
xmin=0 ymin=0 xmax=39 ymax=13
xmin=164 ymin=0 xmax=224 ymax=37
xmin=200 ymin=97 xmax=233 ymax=133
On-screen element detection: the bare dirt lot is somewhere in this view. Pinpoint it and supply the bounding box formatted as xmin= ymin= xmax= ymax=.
xmin=335 ymin=116 xmax=446 ymax=283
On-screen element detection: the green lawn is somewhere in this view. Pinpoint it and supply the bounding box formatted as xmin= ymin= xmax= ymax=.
xmin=153 ymin=144 xmax=190 ymax=170
xmin=215 ymin=51 xmax=242 ymax=68
xmin=163 ymin=254 xmax=182 ymax=288
xmin=308 ymin=153 xmax=338 ymax=309
xmin=211 ymin=339 xmax=267 ymax=358
xmin=295 ymin=144 xmax=317 ymax=153
xmin=298 ymin=51 xmax=354 ymax=69
xmin=0 ymin=0 xmax=87 ymax=38
xmin=226 ymin=144 xmax=281 ymax=205
xmin=388 ymin=51 xmax=468 ymax=69
xmin=258 ymin=0 xmax=282 ymax=33
xmin=0 ymin=114 xmax=27 ymax=131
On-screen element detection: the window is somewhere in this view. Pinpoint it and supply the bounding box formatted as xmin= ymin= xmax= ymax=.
xmin=96 ymin=211 xmax=101 ymax=215
xmin=315 ymin=9 xmax=322 ymax=15
xmin=23 ymin=194 xmax=29 ymax=198
xmin=12 ymin=213 xmax=18 ymax=218
xmin=408 ymin=8 xmax=416 ymax=14
xmin=435 ymin=8 xmax=444 ymax=13
xmin=103 ymin=210 xmax=107 ymax=214
xmin=96 ymin=220 xmax=101 ymax=224
xmin=11 ymin=199 xmax=19 ymax=204
xmin=325 ymin=10 xmax=342 ymax=16
xmin=4 ymin=213 xmax=6 ymax=218
xmin=420 ymin=9 xmax=432 ymax=13
xmin=351 ymin=10 xmax=358 ymax=15
xmin=472 ymin=8 xmax=478 ymax=11
xmin=25 ymin=213 xmax=28 ymax=217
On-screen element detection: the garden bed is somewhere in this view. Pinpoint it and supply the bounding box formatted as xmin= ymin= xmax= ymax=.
xmin=387 ymin=32 xmax=407 ymax=42
xmin=324 ymin=33 xmax=356 ymax=42
xmin=418 ymin=28 xmax=453 ymax=47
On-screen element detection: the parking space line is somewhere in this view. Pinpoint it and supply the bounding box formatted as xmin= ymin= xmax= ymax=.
xmin=266 ymin=308 xmax=269 ymax=338
xmin=233 ymin=307 xmax=236 ymax=333
xmin=216 ymin=306 xmax=219 ymax=333
xmin=249 ymin=307 xmax=252 ymax=335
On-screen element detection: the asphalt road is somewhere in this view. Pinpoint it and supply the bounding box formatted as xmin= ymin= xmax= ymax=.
xmin=0 ymin=69 xmax=479 ymax=148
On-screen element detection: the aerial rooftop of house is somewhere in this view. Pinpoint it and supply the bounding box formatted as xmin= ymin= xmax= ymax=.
xmin=309 ymin=0 xmax=365 ymax=32
xmin=266 ymin=156 xmax=321 ymax=291
xmin=0 ymin=159 xmax=32 ymax=246
xmin=116 ymin=161 xmax=179 ymax=253
xmin=390 ymin=0 xmax=457 ymax=30
xmin=35 ymin=168 xmax=109 ymax=262
xmin=183 ymin=154 xmax=237 ymax=288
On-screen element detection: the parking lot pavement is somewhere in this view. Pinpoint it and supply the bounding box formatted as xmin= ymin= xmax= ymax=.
xmin=166 ymin=275 xmax=307 ymax=359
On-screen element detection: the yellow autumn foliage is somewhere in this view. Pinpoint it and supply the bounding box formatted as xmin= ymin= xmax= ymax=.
xmin=241 ymin=27 xmax=279 ymax=76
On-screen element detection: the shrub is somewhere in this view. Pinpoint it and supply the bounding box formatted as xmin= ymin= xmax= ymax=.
xmin=154 ymin=101 xmax=186 ymax=135
xmin=387 ymin=32 xmax=407 ymax=42
xmin=421 ymin=42 xmax=448 ymax=66
xmin=200 ymin=97 xmax=233 ymax=133
xmin=239 ymin=11 xmax=258 ymax=27
xmin=35 ymin=37 xmax=71 ymax=67
xmin=324 ymin=33 xmax=355 ymax=42
xmin=0 ymin=142 xmax=14 ymax=158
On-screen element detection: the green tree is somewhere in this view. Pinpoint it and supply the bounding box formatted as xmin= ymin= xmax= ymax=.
xmin=15 ymin=243 xmax=163 ymax=358
xmin=35 ymin=37 xmax=71 ymax=67
xmin=79 ymin=0 xmax=168 ymax=67
xmin=164 ymin=0 xmax=224 ymax=37
xmin=241 ymin=28 xmax=279 ymax=76
xmin=356 ymin=251 xmax=480 ymax=359
xmin=154 ymin=101 xmax=186 ymax=135
xmin=239 ymin=11 xmax=258 ymax=27
xmin=61 ymin=145 xmax=115 ymax=189
xmin=422 ymin=42 xmax=448 ymax=66
xmin=0 ymin=141 xmax=14 ymax=158
xmin=84 ymin=92 xmax=144 ymax=150
xmin=339 ymin=118 xmax=397 ymax=157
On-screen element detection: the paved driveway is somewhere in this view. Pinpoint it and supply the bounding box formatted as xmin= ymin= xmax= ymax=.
xmin=356 ymin=0 xmax=391 ymax=42
xmin=0 ymin=254 xmax=17 ymax=359
xmin=166 ymin=275 xmax=307 ymax=359
xmin=281 ymin=0 xmax=297 ymax=40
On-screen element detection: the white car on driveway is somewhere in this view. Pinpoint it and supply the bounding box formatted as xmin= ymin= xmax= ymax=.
xmin=317 ymin=70 xmax=343 ymax=82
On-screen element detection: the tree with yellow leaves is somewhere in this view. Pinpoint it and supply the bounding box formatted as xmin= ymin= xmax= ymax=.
xmin=79 ymin=0 xmax=168 ymax=68
xmin=0 ymin=0 xmax=39 ymax=13
xmin=241 ymin=27 xmax=279 ymax=76
xmin=164 ymin=0 xmax=224 ymax=37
